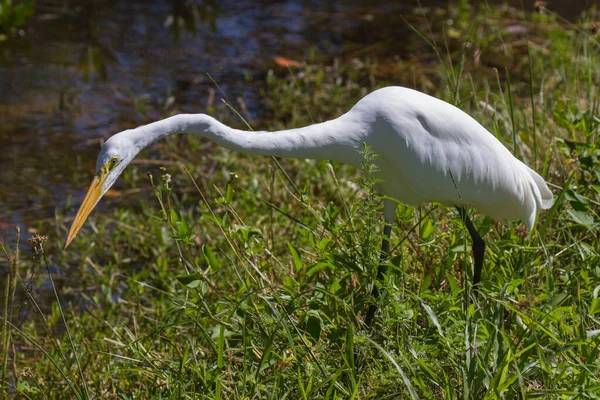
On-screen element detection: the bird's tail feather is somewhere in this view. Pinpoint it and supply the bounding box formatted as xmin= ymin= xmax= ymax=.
xmin=525 ymin=164 xmax=554 ymax=210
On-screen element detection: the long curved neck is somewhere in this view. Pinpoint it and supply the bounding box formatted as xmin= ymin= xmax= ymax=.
xmin=127 ymin=113 xmax=363 ymax=166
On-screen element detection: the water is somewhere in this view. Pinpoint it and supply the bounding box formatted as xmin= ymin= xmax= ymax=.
xmin=0 ymin=0 xmax=594 ymax=248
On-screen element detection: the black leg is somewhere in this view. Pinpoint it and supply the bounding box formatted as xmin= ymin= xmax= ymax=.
xmin=365 ymin=224 xmax=392 ymax=327
xmin=457 ymin=207 xmax=485 ymax=286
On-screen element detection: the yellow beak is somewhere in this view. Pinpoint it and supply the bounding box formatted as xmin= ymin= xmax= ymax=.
xmin=64 ymin=174 xmax=105 ymax=249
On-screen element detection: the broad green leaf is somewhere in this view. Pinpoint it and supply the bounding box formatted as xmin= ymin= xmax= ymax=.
xmin=307 ymin=262 xmax=333 ymax=277
xmin=330 ymin=280 xmax=342 ymax=294
xmin=177 ymin=272 xmax=203 ymax=288
xmin=202 ymin=245 xmax=219 ymax=269
xmin=567 ymin=209 xmax=595 ymax=228
xmin=421 ymin=301 xmax=444 ymax=338
xmin=305 ymin=310 xmax=322 ymax=343
xmin=589 ymin=298 xmax=600 ymax=314
xmin=420 ymin=217 xmax=434 ymax=240
xmin=287 ymin=242 xmax=303 ymax=272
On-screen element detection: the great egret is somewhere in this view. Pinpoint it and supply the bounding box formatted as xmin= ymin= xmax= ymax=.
xmin=64 ymin=86 xmax=553 ymax=322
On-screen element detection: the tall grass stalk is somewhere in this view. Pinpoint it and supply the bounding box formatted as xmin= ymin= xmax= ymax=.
xmin=0 ymin=230 xmax=19 ymax=398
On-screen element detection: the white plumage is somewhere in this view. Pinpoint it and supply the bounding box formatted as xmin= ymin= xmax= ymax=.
xmin=65 ymin=86 xmax=553 ymax=322
xmin=341 ymin=87 xmax=554 ymax=229
xmin=95 ymin=87 xmax=552 ymax=226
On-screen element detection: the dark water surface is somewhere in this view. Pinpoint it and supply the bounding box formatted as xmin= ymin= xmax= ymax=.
xmin=0 ymin=0 xmax=596 ymax=247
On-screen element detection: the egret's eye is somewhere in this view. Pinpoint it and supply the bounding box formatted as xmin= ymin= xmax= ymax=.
xmin=109 ymin=156 xmax=119 ymax=168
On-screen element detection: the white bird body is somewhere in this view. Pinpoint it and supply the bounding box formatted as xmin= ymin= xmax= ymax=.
xmin=337 ymin=86 xmax=553 ymax=229
xmin=97 ymin=86 xmax=552 ymax=230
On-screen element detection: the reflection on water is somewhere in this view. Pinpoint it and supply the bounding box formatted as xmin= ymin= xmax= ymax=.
xmin=0 ymin=0 xmax=593 ymax=247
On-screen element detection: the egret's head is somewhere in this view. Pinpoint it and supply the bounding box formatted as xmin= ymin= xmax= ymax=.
xmin=64 ymin=133 xmax=135 ymax=248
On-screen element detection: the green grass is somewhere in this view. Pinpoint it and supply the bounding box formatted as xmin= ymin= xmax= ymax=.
xmin=2 ymin=3 xmax=600 ymax=399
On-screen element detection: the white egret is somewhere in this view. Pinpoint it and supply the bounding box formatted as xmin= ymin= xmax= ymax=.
xmin=64 ymin=86 xmax=553 ymax=323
